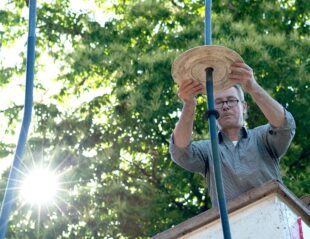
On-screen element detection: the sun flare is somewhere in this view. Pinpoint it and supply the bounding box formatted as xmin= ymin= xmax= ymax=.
xmin=20 ymin=168 xmax=59 ymax=205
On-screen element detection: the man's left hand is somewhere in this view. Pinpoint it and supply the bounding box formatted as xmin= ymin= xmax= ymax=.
xmin=228 ymin=61 xmax=258 ymax=93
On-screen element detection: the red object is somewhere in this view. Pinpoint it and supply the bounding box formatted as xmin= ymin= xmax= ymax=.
xmin=290 ymin=217 xmax=304 ymax=239
xmin=297 ymin=217 xmax=304 ymax=239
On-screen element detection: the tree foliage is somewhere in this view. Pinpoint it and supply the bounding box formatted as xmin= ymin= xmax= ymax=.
xmin=0 ymin=0 xmax=309 ymax=238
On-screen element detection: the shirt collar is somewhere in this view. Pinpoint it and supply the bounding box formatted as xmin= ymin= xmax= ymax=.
xmin=218 ymin=127 xmax=248 ymax=143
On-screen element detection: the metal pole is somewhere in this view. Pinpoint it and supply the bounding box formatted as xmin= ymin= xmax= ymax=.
xmin=0 ymin=0 xmax=37 ymax=238
xmin=205 ymin=69 xmax=232 ymax=239
xmin=204 ymin=1 xmax=232 ymax=238
xmin=205 ymin=0 xmax=212 ymax=45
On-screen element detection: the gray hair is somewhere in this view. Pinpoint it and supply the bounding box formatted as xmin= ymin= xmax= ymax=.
xmin=233 ymin=84 xmax=248 ymax=121
xmin=233 ymin=84 xmax=245 ymax=102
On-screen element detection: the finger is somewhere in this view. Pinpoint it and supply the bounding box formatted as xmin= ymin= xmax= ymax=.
xmin=179 ymin=79 xmax=197 ymax=92
xmin=228 ymin=73 xmax=250 ymax=82
xmin=193 ymin=87 xmax=204 ymax=96
xmin=179 ymin=79 xmax=193 ymax=90
xmin=180 ymin=79 xmax=194 ymax=85
xmin=186 ymin=87 xmax=204 ymax=99
xmin=230 ymin=70 xmax=252 ymax=81
xmin=230 ymin=66 xmax=251 ymax=74
xmin=181 ymin=83 xmax=203 ymax=96
xmin=192 ymin=83 xmax=204 ymax=93
xmin=231 ymin=62 xmax=252 ymax=71
xmin=180 ymin=80 xmax=202 ymax=92
xmin=231 ymin=61 xmax=244 ymax=65
xmin=228 ymin=77 xmax=246 ymax=86
xmin=178 ymin=82 xmax=203 ymax=99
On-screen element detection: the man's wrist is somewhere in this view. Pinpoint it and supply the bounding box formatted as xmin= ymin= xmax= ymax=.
xmin=183 ymin=101 xmax=196 ymax=110
xmin=181 ymin=102 xmax=196 ymax=119
xmin=245 ymin=80 xmax=260 ymax=95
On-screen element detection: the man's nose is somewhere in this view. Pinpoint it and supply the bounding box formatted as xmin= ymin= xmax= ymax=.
xmin=222 ymin=101 xmax=230 ymax=110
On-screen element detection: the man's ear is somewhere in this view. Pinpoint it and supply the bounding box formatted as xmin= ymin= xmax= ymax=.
xmin=242 ymin=101 xmax=247 ymax=111
xmin=216 ymin=120 xmax=221 ymax=131
xmin=243 ymin=101 xmax=248 ymax=120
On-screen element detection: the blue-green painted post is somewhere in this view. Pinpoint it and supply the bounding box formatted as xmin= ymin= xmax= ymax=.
xmin=204 ymin=1 xmax=232 ymax=238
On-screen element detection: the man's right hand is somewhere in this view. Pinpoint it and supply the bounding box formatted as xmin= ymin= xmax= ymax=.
xmin=177 ymin=79 xmax=203 ymax=107
xmin=173 ymin=79 xmax=203 ymax=148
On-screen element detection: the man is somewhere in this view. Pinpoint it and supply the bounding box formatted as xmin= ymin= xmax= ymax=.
xmin=169 ymin=61 xmax=296 ymax=207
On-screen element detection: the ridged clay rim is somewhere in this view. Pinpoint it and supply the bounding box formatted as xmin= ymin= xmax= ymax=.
xmin=172 ymin=45 xmax=244 ymax=92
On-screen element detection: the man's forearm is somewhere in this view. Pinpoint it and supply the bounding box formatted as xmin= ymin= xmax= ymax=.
xmin=248 ymin=82 xmax=284 ymax=127
xmin=173 ymin=103 xmax=196 ymax=148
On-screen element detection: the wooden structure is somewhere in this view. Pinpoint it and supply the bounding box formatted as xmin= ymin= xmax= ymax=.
xmin=153 ymin=180 xmax=310 ymax=239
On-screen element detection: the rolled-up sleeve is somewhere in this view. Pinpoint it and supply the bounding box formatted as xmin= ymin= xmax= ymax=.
xmin=261 ymin=109 xmax=296 ymax=159
xmin=169 ymin=135 xmax=207 ymax=175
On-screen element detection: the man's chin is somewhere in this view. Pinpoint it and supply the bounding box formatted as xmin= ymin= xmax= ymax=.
xmin=219 ymin=118 xmax=234 ymax=126
xmin=219 ymin=122 xmax=242 ymax=131
xmin=221 ymin=115 xmax=234 ymax=120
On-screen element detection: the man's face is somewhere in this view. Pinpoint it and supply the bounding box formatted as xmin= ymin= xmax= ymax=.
xmin=214 ymin=87 xmax=247 ymax=131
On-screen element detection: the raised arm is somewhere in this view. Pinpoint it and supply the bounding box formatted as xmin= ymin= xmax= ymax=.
xmin=229 ymin=62 xmax=285 ymax=127
xmin=173 ymin=79 xmax=203 ymax=148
